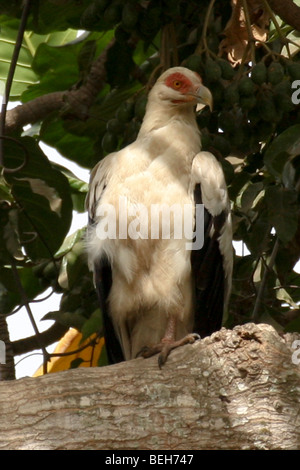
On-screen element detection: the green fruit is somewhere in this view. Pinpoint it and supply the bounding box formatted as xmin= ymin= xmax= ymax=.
xmin=217 ymin=59 xmax=235 ymax=80
xmin=196 ymin=107 xmax=211 ymax=128
xmin=211 ymin=134 xmax=231 ymax=157
xmin=224 ymin=83 xmax=239 ymax=106
xmin=138 ymin=6 xmax=161 ymax=39
xmin=186 ymin=55 xmax=203 ymax=73
xmin=209 ymin=82 xmax=224 ymax=107
xmin=255 ymin=121 xmax=274 ymax=141
xmin=43 ymin=262 xmax=58 ymax=281
xmin=81 ymin=3 xmax=101 ymax=29
xmin=231 ymin=128 xmax=244 ymax=147
xmin=251 ymin=62 xmax=267 ymax=85
xmin=116 ymin=101 xmax=134 ymax=123
xmin=238 ymin=76 xmax=255 ymax=96
xmin=274 ymin=79 xmax=292 ymax=95
xmin=134 ymin=95 xmax=147 ymax=120
xmin=287 ymin=62 xmax=300 ymax=80
xmin=200 ymin=133 xmax=212 ymax=150
xmin=122 ymin=120 xmax=141 ymax=145
xmin=258 ymin=96 xmax=277 ymax=122
xmin=218 ymin=111 xmax=235 ymax=134
xmin=122 ymin=3 xmax=139 ymax=30
xmin=95 ymin=0 xmax=109 ymax=13
xmin=106 ymin=118 xmax=125 ymax=135
xmin=102 ymin=132 xmax=118 ymax=153
xmin=248 ymin=108 xmax=260 ymax=126
xmin=32 ymin=261 xmax=48 ymax=278
xmin=115 ymin=25 xmax=131 ymax=43
xmin=205 ymin=58 xmax=222 ymax=83
xmin=274 ymin=93 xmax=294 ymax=113
xmin=267 ymin=62 xmax=284 ymax=85
xmin=104 ymin=3 xmax=122 ymax=25
xmin=240 ymin=95 xmax=256 ymax=111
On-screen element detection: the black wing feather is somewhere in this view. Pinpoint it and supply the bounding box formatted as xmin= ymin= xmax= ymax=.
xmin=191 ymin=183 xmax=225 ymax=337
xmin=94 ymin=255 xmax=124 ymax=364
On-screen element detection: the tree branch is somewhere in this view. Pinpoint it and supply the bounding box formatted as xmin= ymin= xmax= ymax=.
xmin=3 ymin=40 xmax=114 ymax=134
xmin=11 ymin=322 xmax=69 ymax=356
xmin=267 ymin=0 xmax=300 ymax=32
xmin=1 ymin=323 xmax=300 ymax=450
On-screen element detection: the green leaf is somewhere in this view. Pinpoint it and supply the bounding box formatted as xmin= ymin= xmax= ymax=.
xmin=40 ymin=117 xmax=97 ymax=168
xmin=264 ymin=125 xmax=300 ymax=178
xmin=21 ymin=31 xmax=113 ymax=102
xmin=70 ymin=357 xmax=85 ymax=369
xmin=0 ymin=24 xmax=77 ymax=99
xmin=0 ymin=265 xmax=46 ymax=314
xmin=240 ymin=182 xmax=264 ymax=213
xmin=43 ymin=310 xmax=86 ymax=330
xmin=265 ymin=185 xmax=298 ymax=244
xmin=25 ymin=1 xmax=93 ymax=34
xmin=80 ymin=309 xmax=102 ymax=343
xmin=3 ymin=137 xmax=73 ymax=261
xmin=56 ymin=228 xmax=86 ymax=258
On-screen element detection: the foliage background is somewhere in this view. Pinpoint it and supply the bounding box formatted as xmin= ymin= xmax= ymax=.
xmin=1 ymin=0 xmax=300 ymax=379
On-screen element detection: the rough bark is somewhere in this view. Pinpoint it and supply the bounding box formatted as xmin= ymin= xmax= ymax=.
xmin=0 ymin=323 xmax=300 ymax=450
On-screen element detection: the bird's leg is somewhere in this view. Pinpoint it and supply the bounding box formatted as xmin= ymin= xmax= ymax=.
xmin=137 ymin=315 xmax=200 ymax=368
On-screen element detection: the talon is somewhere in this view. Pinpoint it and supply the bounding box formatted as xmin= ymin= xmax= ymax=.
xmin=138 ymin=332 xmax=201 ymax=367
xmin=186 ymin=333 xmax=201 ymax=343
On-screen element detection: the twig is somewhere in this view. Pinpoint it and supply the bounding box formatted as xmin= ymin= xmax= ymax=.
xmin=49 ymin=332 xmax=102 ymax=358
xmin=196 ymin=0 xmax=216 ymax=56
xmin=262 ymin=0 xmax=291 ymax=58
xmin=252 ymin=237 xmax=280 ymax=322
xmin=242 ymin=0 xmax=256 ymax=64
xmin=0 ymin=0 xmax=32 ymax=166
xmin=10 ymin=257 xmax=50 ymax=374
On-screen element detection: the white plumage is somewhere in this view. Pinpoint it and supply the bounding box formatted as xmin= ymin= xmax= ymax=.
xmin=86 ymin=67 xmax=233 ymax=366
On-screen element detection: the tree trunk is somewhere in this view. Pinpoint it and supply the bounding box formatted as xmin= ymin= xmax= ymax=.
xmin=1 ymin=323 xmax=300 ymax=450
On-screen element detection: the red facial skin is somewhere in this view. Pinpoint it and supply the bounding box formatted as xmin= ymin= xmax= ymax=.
xmin=164 ymin=72 xmax=202 ymax=104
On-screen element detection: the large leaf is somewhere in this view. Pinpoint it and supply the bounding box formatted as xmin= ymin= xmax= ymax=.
xmin=264 ymin=125 xmax=300 ymax=178
xmin=0 ymin=265 xmax=47 ymax=315
xmin=265 ymin=185 xmax=298 ymax=244
xmin=3 ymin=137 xmax=73 ymax=261
xmin=21 ymin=31 xmax=113 ymax=102
xmin=0 ymin=1 xmax=93 ymax=34
xmin=0 ymin=21 xmax=77 ymax=99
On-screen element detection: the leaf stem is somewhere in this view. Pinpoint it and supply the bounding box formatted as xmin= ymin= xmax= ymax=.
xmin=10 ymin=257 xmax=50 ymax=374
xmin=252 ymin=237 xmax=280 ymax=322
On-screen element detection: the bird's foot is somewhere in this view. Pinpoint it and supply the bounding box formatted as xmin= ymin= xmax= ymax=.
xmin=137 ymin=333 xmax=200 ymax=368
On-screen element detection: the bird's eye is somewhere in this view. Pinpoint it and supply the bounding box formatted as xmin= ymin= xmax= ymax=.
xmin=173 ymin=80 xmax=182 ymax=89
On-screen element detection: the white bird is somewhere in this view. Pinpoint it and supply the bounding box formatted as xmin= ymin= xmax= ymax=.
xmin=86 ymin=66 xmax=232 ymax=367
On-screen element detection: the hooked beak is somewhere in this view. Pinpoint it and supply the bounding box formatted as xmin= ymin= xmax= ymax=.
xmin=195 ymin=85 xmax=213 ymax=112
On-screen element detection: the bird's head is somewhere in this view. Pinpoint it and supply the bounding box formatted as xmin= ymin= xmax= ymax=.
xmin=149 ymin=67 xmax=213 ymax=111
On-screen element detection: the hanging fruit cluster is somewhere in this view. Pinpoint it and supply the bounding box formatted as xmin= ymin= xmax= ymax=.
xmin=101 ymin=93 xmax=148 ymax=154
xmin=184 ymin=54 xmax=300 ymax=158
xmin=80 ymin=0 xmax=181 ymax=39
